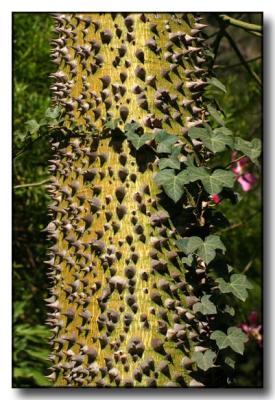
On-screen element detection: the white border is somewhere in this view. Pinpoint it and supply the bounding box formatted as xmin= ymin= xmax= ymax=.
xmin=1 ymin=1 xmax=274 ymax=399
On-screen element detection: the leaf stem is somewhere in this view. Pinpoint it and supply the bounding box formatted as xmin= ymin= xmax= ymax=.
xmin=13 ymin=178 xmax=51 ymax=190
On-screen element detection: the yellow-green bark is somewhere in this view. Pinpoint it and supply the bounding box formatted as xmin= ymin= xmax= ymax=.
xmin=46 ymin=12 xmax=208 ymax=387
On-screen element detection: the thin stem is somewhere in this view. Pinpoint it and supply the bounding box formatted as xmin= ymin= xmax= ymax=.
xmin=13 ymin=178 xmax=51 ymax=190
xmin=214 ymin=56 xmax=261 ymax=70
xmin=223 ymin=31 xmax=262 ymax=87
xmin=219 ymin=14 xmax=262 ymax=33
xmin=225 ymin=155 xmax=247 ymax=169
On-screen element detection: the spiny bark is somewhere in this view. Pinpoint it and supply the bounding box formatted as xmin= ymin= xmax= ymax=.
xmin=46 ymin=12 xmax=209 ymax=387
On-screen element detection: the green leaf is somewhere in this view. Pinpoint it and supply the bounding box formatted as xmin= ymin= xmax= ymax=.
xmin=197 ymin=235 xmax=226 ymax=264
xmin=192 ymin=350 xmax=216 ymax=371
xmin=105 ymin=118 xmax=120 ymax=130
xmin=193 ymin=295 xmax=217 ymax=315
xmin=207 ymin=105 xmax=225 ymax=126
xmin=156 ymin=136 xmax=178 ymax=154
xmin=126 ymin=132 xmax=151 ymax=150
xmin=154 ymin=130 xmax=171 ymax=143
xmin=234 ymin=137 xmax=261 ymax=163
xmin=224 ymin=305 xmax=235 ymax=316
xmin=154 ymin=169 xmax=175 ymax=187
xmin=186 ymin=164 xmax=209 ymax=182
xmin=25 ymin=119 xmax=40 ymax=135
xmin=25 ymin=348 xmax=50 ymax=363
xmin=216 ymin=274 xmax=253 ymax=301
xmin=163 ymin=170 xmax=190 ymax=202
xmin=224 ymin=356 xmax=235 ymax=369
xmin=207 ymin=77 xmax=227 ymax=93
xmin=177 ymin=235 xmax=225 ymax=264
xmin=202 ymin=169 xmax=235 ymax=195
xmin=213 ymin=127 xmax=233 ymax=136
xmin=177 ymin=236 xmax=203 ymax=254
xmin=159 ymin=157 xmax=180 ymax=170
xmin=210 ymin=327 xmax=248 ymax=355
xmin=14 ymin=367 xmax=51 ymax=386
xmin=45 ymin=106 xmax=61 ymax=120
xmin=182 ymin=254 xmax=193 ymax=266
xmin=154 ymin=169 xmax=189 ymax=202
xmin=125 ymin=121 xmax=141 ymax=135
xmin=189 ymin=126 xmax=233 ymax=153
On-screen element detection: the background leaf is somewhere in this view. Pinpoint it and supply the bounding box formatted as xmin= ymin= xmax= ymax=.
xmin=192 ymin=350 xmax=216 ymax=371
xmin=193 ymin=295 xmax=217 ymax=315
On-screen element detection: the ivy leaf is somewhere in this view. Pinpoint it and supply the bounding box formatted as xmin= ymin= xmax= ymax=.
xmin=154 ymin=130 xmax=171 ymax=143
xmin=216 ymin=274 xmax=253 ymax=302
xmin=125 ymin=121 xmax=141 ymax=135
xmin=207 ymin=104 xmax=225 ymax=126
xmin=45 ymin=106 xmax=61 ymax=120
xmin=163 ymin=170 xmax=190 ymax=202
xmin=126 ymin=132 xmax=152 ymax=150
xmin=192 ymin=350 xmax=216 ymax=371
xmin=154 ymin=169 xmax=175 ymax=187
xmin=223 ymin=305 xmax=235 ymax=316
xmin=156 ymin=135 xmax=178 ymax=154
xmin=189 ymin=127 xmax=233 ymax=153
xmin=213 ymin=127 xmax=233 ymax=136
xmin=177 ymin=236 xmax=203 ymax=254
xmin=207 ymin=77 xmax=227 ymax=93
xmin=182 ymin=254 xmax=193 ymax=266
xmin=154 ymin=169 xmax=189 ymax=202
xmin=105 ymin=118 xmax=120 ymax=130
xmin=186 ymin=164 xmax=209 ymax=182
xmin=25 ymin=119 xmax=40 ymax=135
xmin=177 ymin=235 xmax=225 ymax=264
xmin=225 ymin=356 xmax=235 ymax=369
xmin=197 ymin=235 xmax=226 ymax=264
xmin=210 ymin=327 xmax=248 ymax=355
xmin=202 ymin=169 xmax=235 ymax=195
xmin=193 ymin=295 xmax=217 ymax=315
xmin=159 ymin=157 xmax=180 ymax=170
xmin=234 ymin=137 xmax=261 ymax=163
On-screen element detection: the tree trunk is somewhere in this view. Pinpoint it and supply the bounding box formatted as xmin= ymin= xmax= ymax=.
xmin=46 ymin=12 xmax=210 ymax=387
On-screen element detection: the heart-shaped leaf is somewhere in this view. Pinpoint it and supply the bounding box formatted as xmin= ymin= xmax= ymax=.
xmin=154 ymin=169 xmax=189 ymax=202
xmin=234 ymin=137 xmax=261 ymax=163
xmin=189 ymin=126 xmax=233 ymax=153
xmin=216 ymin=274 xmax=253 ymax=302
xmin=159 ymin=157 xmax=180 ymax=170
xmin=192 ymin=349 xmax=216 ymax=371
xmin=193 ymin=295 xmax=217 ymax=315
xmin=177 ymin=235 xmax=225 ymax=264
xmin=210 ymin=327 xmax=248 ymax=354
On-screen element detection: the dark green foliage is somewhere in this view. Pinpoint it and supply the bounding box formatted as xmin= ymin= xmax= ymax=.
xmin=13 ymin=13 xmax=54 ymax=387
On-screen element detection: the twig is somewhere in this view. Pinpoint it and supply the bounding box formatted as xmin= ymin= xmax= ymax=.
xmin=13 ymin=178 xmax=51 ymax=190
xmin=225 ymin=155 xmax=247 ymax=169
xmin=219 ymin=14 xmax=262 ymax=33
xmin=242 ymin=260 xmax=253 ymax=274
xmin=223 ymin=31 xmax=262 ymax=87
xmin=214 ymin=56 xmax=261 ymax=70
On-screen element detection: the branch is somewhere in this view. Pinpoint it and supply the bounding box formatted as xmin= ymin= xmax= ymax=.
xmin=219 ymin=14 xmax=262 ymax=33
xmin=214 ymin=56 xmax=261 ymax=70
xmin=13 ymin=178 xmax=51 ymax=190
xmin=223 ymin=31 xmax=262 ymax=87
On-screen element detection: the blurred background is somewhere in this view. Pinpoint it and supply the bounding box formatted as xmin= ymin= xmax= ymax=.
xmin=12 ymin=13 xmax=262 ymax=387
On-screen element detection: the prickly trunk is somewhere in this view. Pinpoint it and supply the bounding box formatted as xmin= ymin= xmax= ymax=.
xmin=46 ymin=13 xmax=216 ymax=387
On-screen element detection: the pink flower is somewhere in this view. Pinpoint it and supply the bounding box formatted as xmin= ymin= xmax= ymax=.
xmin=237 ymin=173 xmax=257 ymax=192
xmin=240 ymin=311 xmax=263 ymax=347
xmin=211 ymin=194 xmax=221 ymax=204
xmin=231 ymin=153 xmax=257 ymax=192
